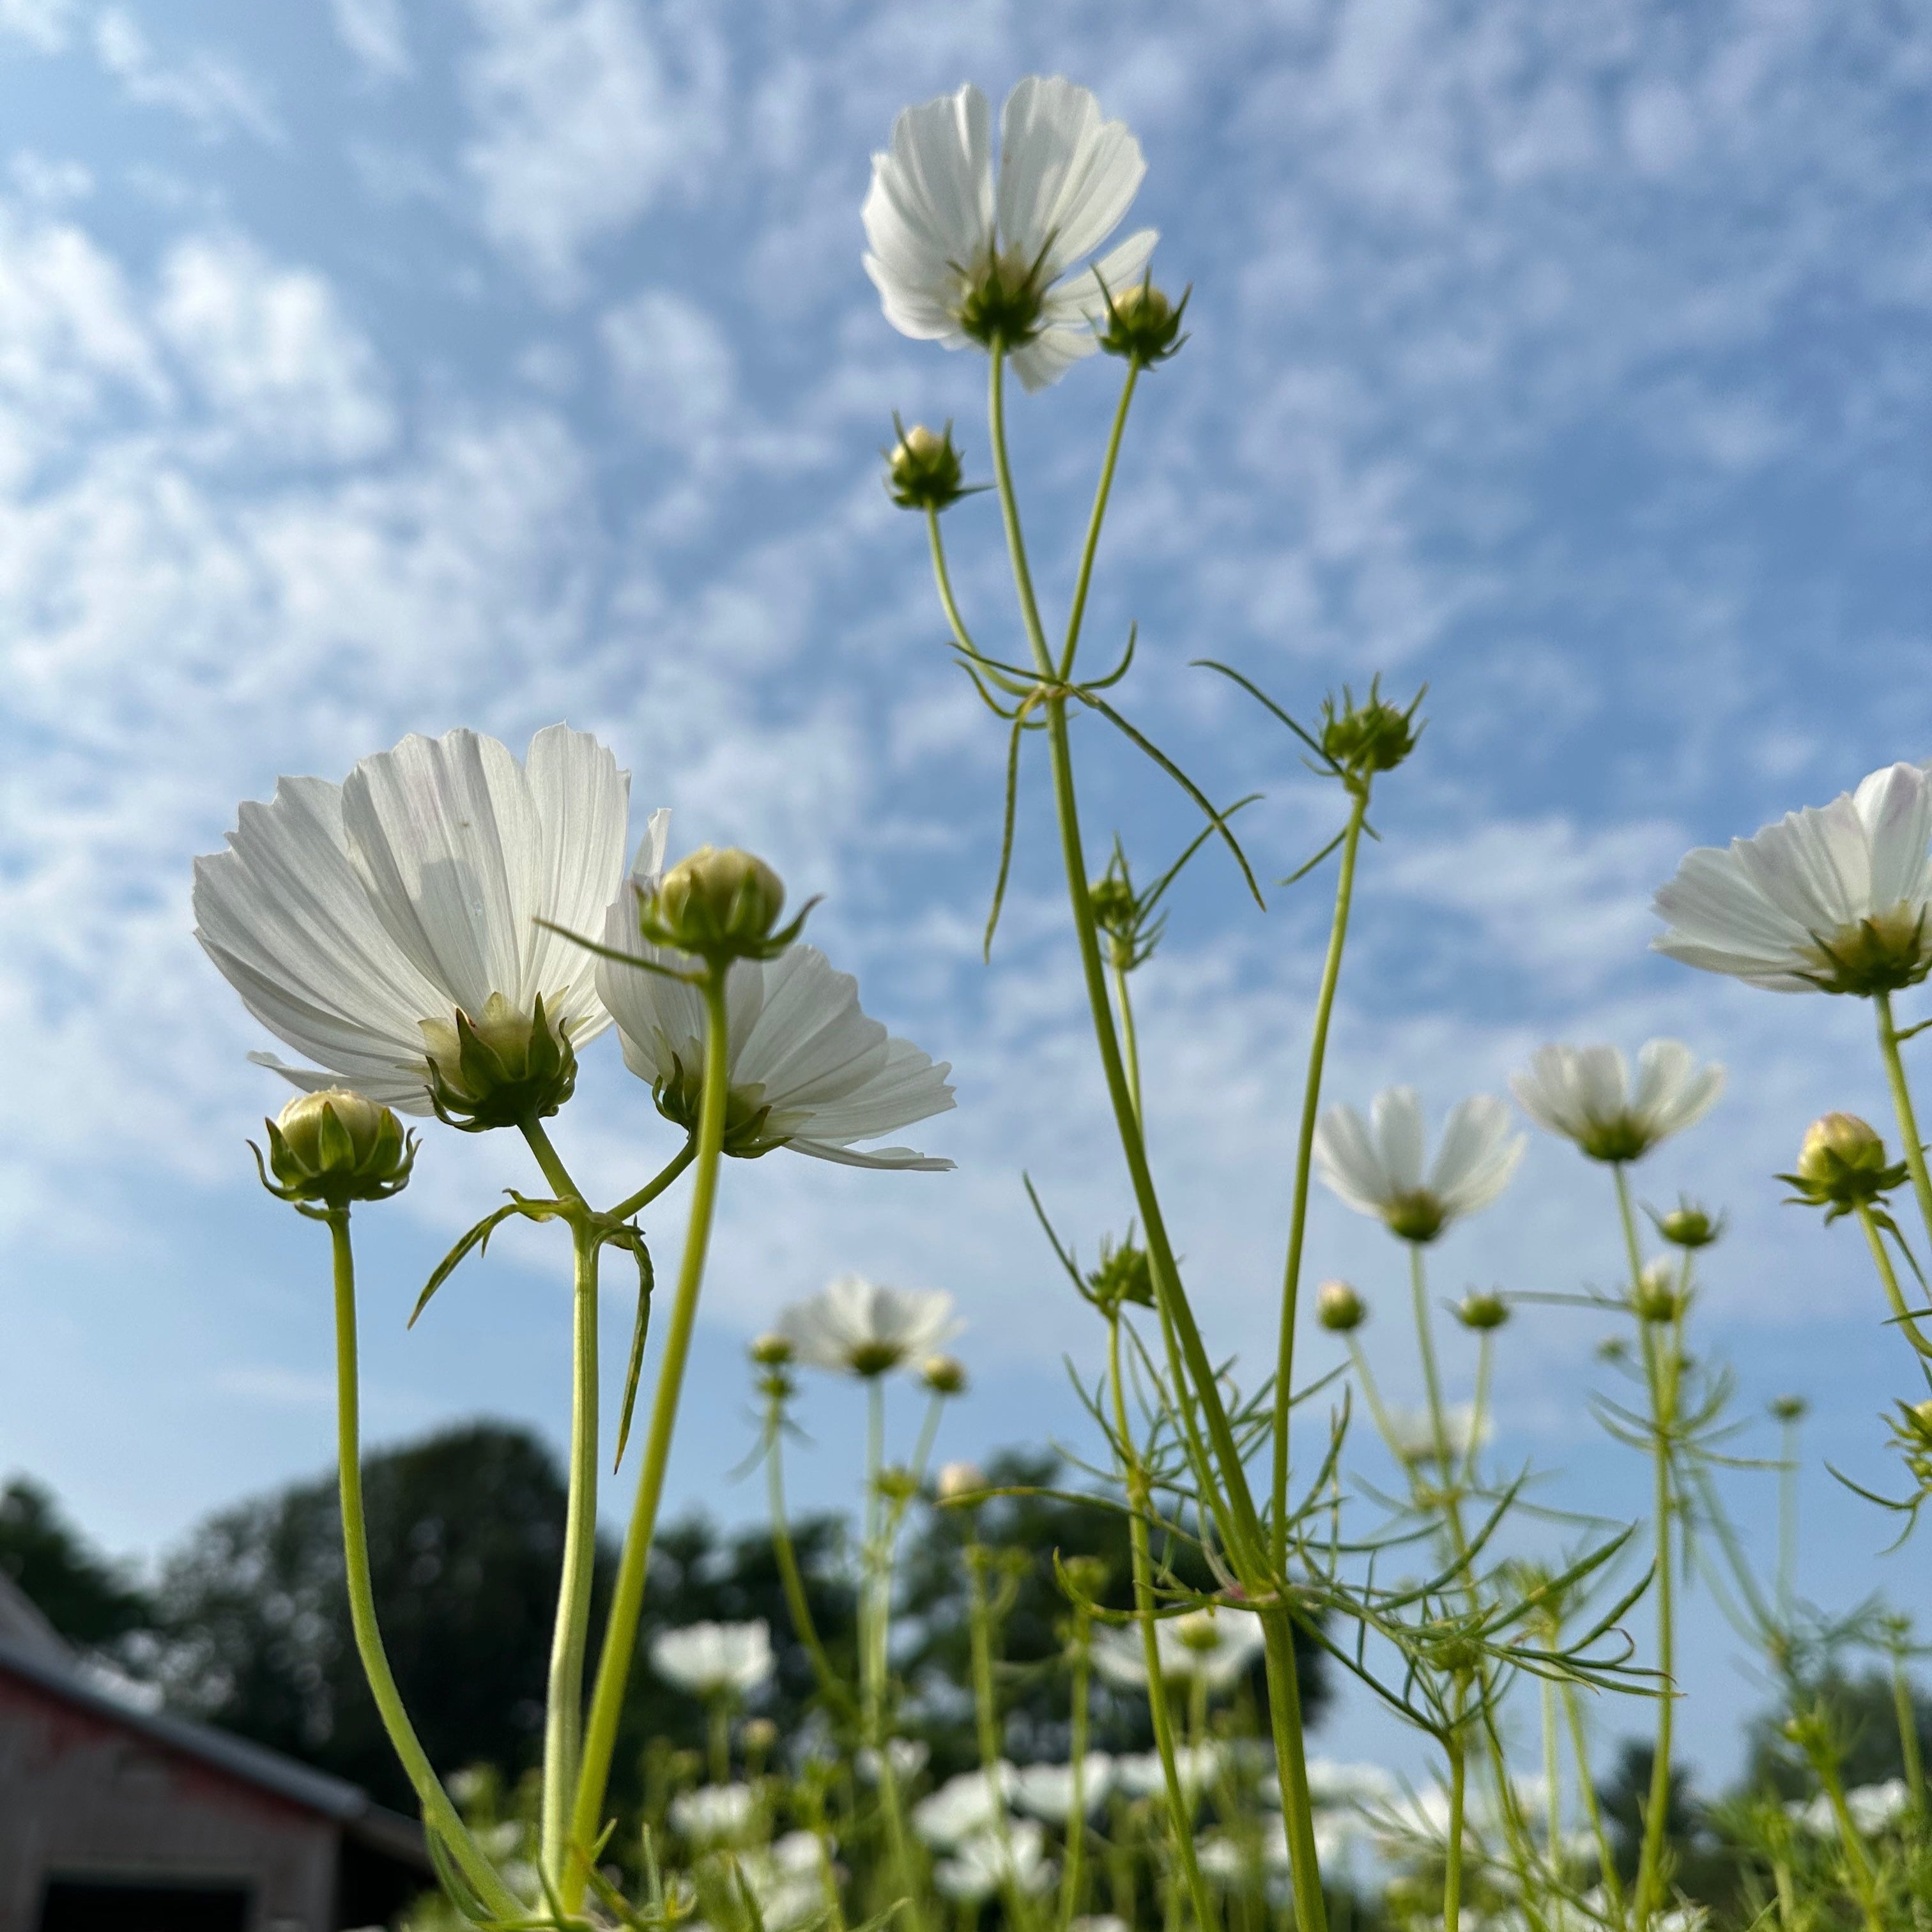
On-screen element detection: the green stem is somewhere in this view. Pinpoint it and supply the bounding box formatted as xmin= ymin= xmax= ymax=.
xmin=1443 ymin=1713 xmax=1467 ymax=1932
xmin=1561 ymin=1681 xmax=1623 ymax=1917
xmin=1112 ymin=958 xmax=1144 ymax=1126
xmin=1409 ymin=1245 xmax=1453 ymax=1482
xmin=1271 ymin=792 xmax=1368 ymax=1568
xmin=986 ymin=340 xmax=1322 ymax=1929
xmin=763 ymin=1388 xmax=855 ymax=1720
xmin=707 ymin=1696 xmax=730 ymax=1787
xmin=1877 ymin=989 xmax=1932 ymax=1252
xmin=1856 ymin=1200 xmax=1932 ymax=1356
xmin=1541 ymin=1676 xmax=1562 ymax=1865
xmin=328 ymin=1213 xmax=521 ymax=1917
xmin=1894 ymin=1641 xmax=1926 ymax=1821
xmin=566 ymin=967 xmax=732 ymax=1901
xmin=608 ymin=1138 xmax=697 ymax=1224
xmin=1777 ymin=1414 xmax=1800 ymax=1627
xmin=967 ymin=1541 xmax=1034 ymax=1932
xmin=927 ymin=508 xmax=981 ymax=657
xmin=540 ymin=1219 xmax=602 ymax=1883
xmin=1059 ymin=360 xmax=1140 ymax=680
xmin=1630 ymin=1292 xmax=1678 ymax=1915
xmin=1107 ymin=1314 xmax=1216 ymax=1932
xmin=522 ymin=1114 xmax=583 ymax=1203
xmin=1816 ymin=1752 xmax=1887 ymax=1932
xmin=1060 ymin=1607 xmax=1094 ymax=1931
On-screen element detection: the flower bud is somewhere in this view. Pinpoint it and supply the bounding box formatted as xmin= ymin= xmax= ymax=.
xmin=750 ymin=1332 xmax=794 ymax=1367
xmin=1655 ymin=1197 xmax=1723 ymax=1249
xmin=885 ymin=421 xmax=967 ymax=512
xmin=741 ymin=1717 xmax=779 ymax=1758
xmin=1316 ymin=1280 xmax=1367 ymax=1333
xmin=1086 ymin=1239 xmax=1155 ymax=1311
xmin=936 ymin=1460 xmax=985 ymax=1503
xmin=648 ymin=847 xmax=789 ymax=963
xmin=420 ymin=992 xmax=578 ymax=1131
xmin=1768 ymin=1393 xmax=1809 ymax=1423
xmin=259 ymin=1089 xmax=416 ymax=1206
xmin=1321 ymin=682 xmax=1422 ymax=781
xmin=1099 ymin=278 xmax=1187 ymax=365
xmin=1455 ymin=1290 xmax=1510 ymax=1332
xmin=1905 ymin=1397 xmax=1932 ymax=1450
xmin=1059 ymin=1554 xmax=1110 ymax=1602
xmin=1631 ymin=1258 xmax=1685 ymax=1324
xmin=921 ymin=1354 xmax=969 ymax=1397
xmin=878 ymin=1465 xmax=919 ymax=1504
xmin=1782 ymin=1112 xmax=1908 ymax=1219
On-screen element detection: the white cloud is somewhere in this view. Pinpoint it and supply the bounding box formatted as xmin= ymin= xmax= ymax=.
xmin=92 ymin=9 xmax=280 ymax=145
xmin=460 ymin=0 xmax=728 ymax=298
xmin=155 ymin=234 xmax=395 ymax=463
xmin=0 ymin=0 xmax=72 ymax=54
xmin=332 ymin=0 xmax=410 ymax=81
xmin=601 ymin=288 xmax=733 ymax=441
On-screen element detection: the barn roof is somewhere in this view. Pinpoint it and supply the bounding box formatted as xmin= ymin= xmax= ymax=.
xmin=0 ymin=1575 xmax=425 ymax=1865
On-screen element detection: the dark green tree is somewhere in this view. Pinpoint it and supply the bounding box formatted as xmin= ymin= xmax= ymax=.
xmin=1742 ymin=1667 xmax=1932 ymax=1800
xmin=0 ymin=1475 xmax=152 ymax=1654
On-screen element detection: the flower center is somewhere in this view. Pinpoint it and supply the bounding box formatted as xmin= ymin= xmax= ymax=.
xmin=419 ymin=992 xmax=577 ymax=1131
xmin=1799 ymin=904 xmax=1932 ymax=996
xmin=653 ymin=1055 xmax=802 ymax=1157
xmin=1576 ymin=1114 xmax=1655 ymax=1163
xmin=846 ymin=1340 xmax=907 ymax=1377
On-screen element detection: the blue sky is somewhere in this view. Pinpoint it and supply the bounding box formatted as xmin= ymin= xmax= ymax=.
xmin=0 ymin=0 xmax=1928 ymax=1782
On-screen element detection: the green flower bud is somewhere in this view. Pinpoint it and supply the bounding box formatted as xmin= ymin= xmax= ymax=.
xmin=258 ymin=1088 xmax=416 ymax=1208
xmin=877 ymin=1465 xmax=919 ymax=1504
xmin=1455 ymin=1290 xmax=1510 ymax=1331
xmin=1780 ymin=1112 xmax=1909 ymax=1221
xmin=1631 ymin=1258 xmax=1685 ymax=1324
xmin=420 ymin=992 xmax=578 ymax=1132
xmin=1099 ymin=278 xmax=1188 ymax=365
xmin=921 ymin=1354 xmax=969 ymax=1397
xmin=1088 ymin=872 xmax=1138 ymax=943
xmin=1086 ymin=1238 xmax=1155 ymax=1311
xmin=1901 ymin=1398 xmax=1932 ymax=1451
xmin=885 ymin=421 xmax=967 ymax=512
xmin=1320 ymin=681 xmax=1423 ymax=782
xmin=750 ymin=1332 xmax=794 ymax=1367
xmin=1768 ymin=1393 xmax=1809 ymax=1423
xmin=955 ymin=246 xmax=1048 ymax=349
xmin=1654 ymin=1196 xmax=1724 ymax=1249
xmin=741 ymin=1717 xmax=779 ymax=1757
xmin=646 ymin=846 xmax=792 ymax=963
xmin=1059 ymin=1554 xmax=1110 ymax=1602
xmin=1316 ymin=1280 xmax=1367 ymax=1333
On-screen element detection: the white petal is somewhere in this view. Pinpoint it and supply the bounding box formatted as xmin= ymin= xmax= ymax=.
xmin=1314 ymin=1103 xmax=1394 ymax=1216
xmin=1371 ymin=1087 xmax=1427 ymax=1195
xmin=997 ymin=76 xmax=1144 ymax=282
xmin=1857 ymin=763 xmax=1932 ymax=910
xmin=1429 ymin=1095 xmax=1522 ymax=1215
xmin=521 ymin=722 xmax=629 ymax=1038
xmin=247 ymin=1049 xmax=434 ymax=1116
xmin=861 ymin=84 xmax=994 ymax=341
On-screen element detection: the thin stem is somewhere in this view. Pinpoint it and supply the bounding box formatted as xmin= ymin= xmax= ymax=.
xmin=567 ymin=967 xmax=732 ymax=1901
xmin=1443 ymin=1714 xmax=1467 ymax=1932
xmin=1059 ymin=361 xmax=1140 ymax=680
xmin=521 ymin=1114 xmax=583 ymax=1203
xmin=1107 ymin=1314 xmax=1216 ymax=1932
xmin=607 ymin=1138 xmax=697 ymax=1224
xmin=1877 ymin=989 xmax=1932 ymax=1252
xmin=540 ymin=1220 xmax=602 ymax=1883
xmin=1541 ymin=1676 xmax=1562 ymax=1865
xmin=1112 ymin=957 xmax=1144 ymax=1126
xmin=966 ymin=1541 xmax=1034 ymax=1932
xmin=1633 ymin=1314 xmax=1678 ymax=1924
xmin=1060 ymin=1606 xmax=1094 ymax=1931
xmin=1409 ymin=1245 xmax=1453 ymax=1482
xmin=1561 ymin=1680 xmax=1624 ymax=1918
xmin=1777 ymin=1414 xmax=1800 ymax=1628
xmin=927 ymin=508 xmax=980 ymax=657
xmin=986 ymin=347 xmax=1056 ymax=678
xmin=1271 ymin=792 xmax=1368 ymax=1570
xmin=328 ymin=1212 xmax=520 ymax=1917
xmin=1856 ymin=1200 xmax=1932 ymax=1356
xmin=763 ymin=1389 xmax=854 ymax=1719
xmin=707 ymin=1696 xmax=730 ymax=1787
xmin=1894 ymin=1642 xmax=1926 ymax=1820
xmin=1816 ymin=1752 xmax=1887 ymax=1932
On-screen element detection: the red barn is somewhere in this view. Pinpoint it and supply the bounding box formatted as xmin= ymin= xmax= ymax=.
xmin=0 ymin=1575 xmax=430 ymax=1931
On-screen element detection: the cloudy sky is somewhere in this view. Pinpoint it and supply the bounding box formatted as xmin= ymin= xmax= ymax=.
xmin=0 ymin=0 xmax=1928 ymax=1781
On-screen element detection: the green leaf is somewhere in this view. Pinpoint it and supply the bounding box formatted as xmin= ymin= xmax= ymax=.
xmin=612 ymin=1230 xmax=656 ymax=1471
xmin=410 ymin=1202 xmax=525 ymax=1328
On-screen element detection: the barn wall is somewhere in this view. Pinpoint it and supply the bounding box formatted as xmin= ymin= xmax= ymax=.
xmin=0 ymin=1671 xmax=338 ymax=1932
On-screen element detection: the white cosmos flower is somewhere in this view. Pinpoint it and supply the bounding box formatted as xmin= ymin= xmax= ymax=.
xmin=862 ymin=75 xmax=1158 ymax=392
xmin=1653 ymin=761 xmax=1932 ymax=995
xmin=1009 ymin=1754 xmax=1114 ymax=1824
xmin=649 ymin=1619 xmax=774 ymax=1698
xmin=1110 ymin=1742 xmax=1225 ymax=1802
xmin=668 ymin=1781 xmax=758 ymax=1846
xmin=1511 ymin=1039 xmax=1725 ymax=1163
xmin=1092 ymin=1606 xmax=1265 ymax=1698
xmin=912 ymin=1765 xmax=1015 ymax=1849
xmin=597 ymin=815 xmax=955 ymax=1170
xmin=194 ymin=725 xmax=628 ymax=1117
xmin=777 ymin=1274 xmax=960 ymax=1379
xmin=1384 ymin=1404 xmax=1492 ymax=1468
xmin=933 ymin=1821 xmax=1055 ymax=1903
xmin=1314 ymin=1088 xmax=1524 ymax=1243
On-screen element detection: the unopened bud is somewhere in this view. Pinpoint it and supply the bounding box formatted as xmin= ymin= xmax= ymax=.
xmin=1316 ymin=1280 xmax=1367 ymax=1332
xmin=1655 ymin=1197 xmax=1723 ymax=1249
xmin=1086 ymin=1239 xmax=1155 ymax=1311
xmin=1321 ymin=682 xmax=1422 ymax=781
xmin=750 ymin=1333 xmax=793 ymax=1367
xmin=1060 ymin=1554 xmax=1110 ymax=1602
xmin=647 ymin=847 xmax=792 ymax=963
xmin=741 ymin=1717 xmax=778 ymax=1757
xmin=258 ymin=1089 xmax=416 ymax=1207
xmin=921 ymin=1354 xmax=968 ymax=1397
xmin=937 ymin=1460 xmax=985 ymax=1503
xmin=1769 ymin=1394 xmax=1809 ymax=1423
xmin=1631 ymin=1258 xmax=1685 ymax=1324
xmin=1099 ymin=278 xmax=1187 ymax=365
xmin=885 ymin=421 xmax=967 ymax=512
xmin=1782 ymin=1112 xmax=1906 ymax=1220
xmin=1455 ymin=1291 xmax=1510 ymax=1331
